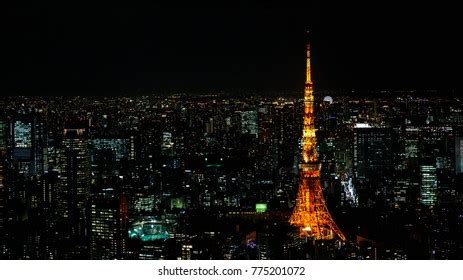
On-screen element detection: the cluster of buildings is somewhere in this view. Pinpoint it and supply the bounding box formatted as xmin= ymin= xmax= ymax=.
xmin=0 ymin=92 xmax=462 ymax=259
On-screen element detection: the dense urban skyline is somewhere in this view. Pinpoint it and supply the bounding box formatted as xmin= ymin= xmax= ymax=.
xmin=2 ymin=92 xmax=463 ymax=259
xmin=2 ymin=2 xmax=463 ymax=261
xmin=3 ymin=1 xmax=461 ymax=94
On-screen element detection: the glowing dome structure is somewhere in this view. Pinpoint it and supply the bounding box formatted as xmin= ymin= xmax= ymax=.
xmin=323 ymin=96 xmax=333 ymax=104
xmin=128 ymin=217 xmax=169 ymax=242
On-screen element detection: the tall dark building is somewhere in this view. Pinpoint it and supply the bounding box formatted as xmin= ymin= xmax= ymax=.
xmin=420 ymin=165 xmax=437 ymax=206
xmin=90 ymin=189 xmax=128 ymax=259
xmin=10 ymin=112 xmax=47 ymax=177
xmin=353 ymin=126 xmax=394 ymax=180
xmin=0 ymin=118 xmax=7 ymax=256
xmin=456 ymin=137 xmax=463 ymax=174
xmin=56 ymin=128 xmax=91 ymax=243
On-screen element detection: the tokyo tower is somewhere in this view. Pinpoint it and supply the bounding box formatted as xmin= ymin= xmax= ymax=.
xmin=289 ymin=35 xmax=346 ymax=241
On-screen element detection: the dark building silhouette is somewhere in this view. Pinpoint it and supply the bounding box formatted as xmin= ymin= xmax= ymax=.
xmin=56 ymin=127 xmax=91 ymax=257
xmin=90 ymin=188 xmax=128 ymax=259
xmin=353 ymin=126 xmax=394 ymax=180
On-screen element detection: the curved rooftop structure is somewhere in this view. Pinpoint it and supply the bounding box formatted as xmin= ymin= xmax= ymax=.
xmin=128 ymin=216 xmax=169 ymax=242
xmin=323 ymin=96 xmax=333 ymax=104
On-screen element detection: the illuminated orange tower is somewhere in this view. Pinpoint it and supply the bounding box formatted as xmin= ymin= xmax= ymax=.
xmin=289 ymin=35 xmax=346 ymax=241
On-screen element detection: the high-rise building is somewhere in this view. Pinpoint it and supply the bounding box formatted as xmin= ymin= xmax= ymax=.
xmin=140 ymin=120 xmax=162 ymax=168
xmin=10 ymin=113 xmax=47 ymax=177
xmin=353 ymin=126 xmax=394 ymax=179
xmin=205 ymin=117 xmax=215 ymax=135
xmin=0 ymin=118 xmax=7 ymax=255
xmin=257 ymin=232 xmax=271 ymax=260
xmin=393 ymin=178 xmax=419 ymax=209
xmin=90 ymin=189 xmax=127 ymax=259
xmin=319 ymin=96 xmax=337 ymax=133
xmin=57 ymin=128 xmax=90 ymax=239
xmin=420 ymin=165 xmax=437 ymax=206
xmin=456 ymin=137 xmax=463 ymax=174
xmin=89 ymin=138 xmax=129 ymax=178
xmin=181 ymin=244 xmax=193 ymax=260
xmin=240 ymin=111 xmax=258 ymax=137
xmin=90 ymin=138 xmax=129 ymax=162
xmin=161 ymin=132 xmax=174 ymax=156
xmin=90 ymin=193 xmax=117 ymax=259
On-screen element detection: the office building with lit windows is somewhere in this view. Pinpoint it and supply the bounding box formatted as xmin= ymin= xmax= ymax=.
xmin=11 ymin=113 xmax=47 ymax=177
xmin=56 ymin=127 xmax=91 ymax=243
xmin=240 ymin=111 xmax=258 ymax=137
xmin=456 ymin=137 xmax=463 ymax=174
xmin=420 ymin=165 xmax=437 ymax=206
xmin=90 ymin=189 xmax=126 ymax=259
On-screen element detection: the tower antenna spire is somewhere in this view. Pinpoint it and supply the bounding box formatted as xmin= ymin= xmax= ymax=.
xmin=306 ymin=30 xmax=312 ymax=85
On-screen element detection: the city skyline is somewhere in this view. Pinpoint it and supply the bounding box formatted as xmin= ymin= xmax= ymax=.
xmin=1 ymin=2 xmax=463 ymax=261
xmin=2 ymin=92 xmax=463 ymax=259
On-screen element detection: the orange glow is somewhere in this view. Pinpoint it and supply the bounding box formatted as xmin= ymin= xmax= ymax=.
xmin=289 ymin=43 xmax=346 ymax=241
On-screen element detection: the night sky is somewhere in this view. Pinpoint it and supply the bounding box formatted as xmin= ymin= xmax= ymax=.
xmin=3 ymin=1 xmax=461 ymax=95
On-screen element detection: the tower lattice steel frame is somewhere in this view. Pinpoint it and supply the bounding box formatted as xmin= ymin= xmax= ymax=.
xmin=289 ymin=36 xmax=346 ymax=241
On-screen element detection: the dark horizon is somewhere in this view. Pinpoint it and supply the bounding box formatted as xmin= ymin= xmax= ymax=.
xmin=3 ymin=1 xmax=461 ymax=95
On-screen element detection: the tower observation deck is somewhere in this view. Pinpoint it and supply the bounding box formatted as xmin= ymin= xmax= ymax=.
xmin=289 ymin=35 xmax=346 ymax=241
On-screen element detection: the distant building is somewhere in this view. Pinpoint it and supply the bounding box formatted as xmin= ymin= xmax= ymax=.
xmin=257 ymin=232 xmax=271 ymax=260
xmin=181 ymin=244 xmax=193 ymax=260
xmin=420 ymin=165 xmax=437 ymax=206
xmin=161 ymin=132 xmax=174 ymax=156
xmin=11 ymin=114 xmax=47 ymax=176
xmin=206 ymin=117 xmax=214 ymax=135
xmin=90 ymin=189 xmax=127 ymax=259
xmin=90 ymin=138 xmax=129 ymax=162
xmin=393 ymin=178 xmax=419 ymax=209
xmin=133 ymin=195 xmax=155 ymax=213
xmin=353 ymin=127 xmax=394 ymax=179
xmin=240 ymin=111 xmax=258 ymax=137
xmin=57 ymin=128 xmax=90 ymax=239
xmin=456 ymin=137 xmax=463 ymax=174
xmin=0 ymin=118 xmax=6 ymax=255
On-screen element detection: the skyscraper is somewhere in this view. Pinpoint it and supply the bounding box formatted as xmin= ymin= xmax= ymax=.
xmin=11 ymin=113 xmax=47 ymax=177
xmin=90 ymin=189 xmax=127 ymax=259
xmin=420 ymin=165 xmax=437 ymax=207
xmin=353 ymin=126 xmax=394 ymax=179
xmin=57 ymin=128 xmax=90 ymax=241
xmin=240 ymin=111 xmax=258 ymax=137
xmin=0 ymin=118 xmax=6 ymax=256
xmin=456 ymin=137 xmax=463 ymax=174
